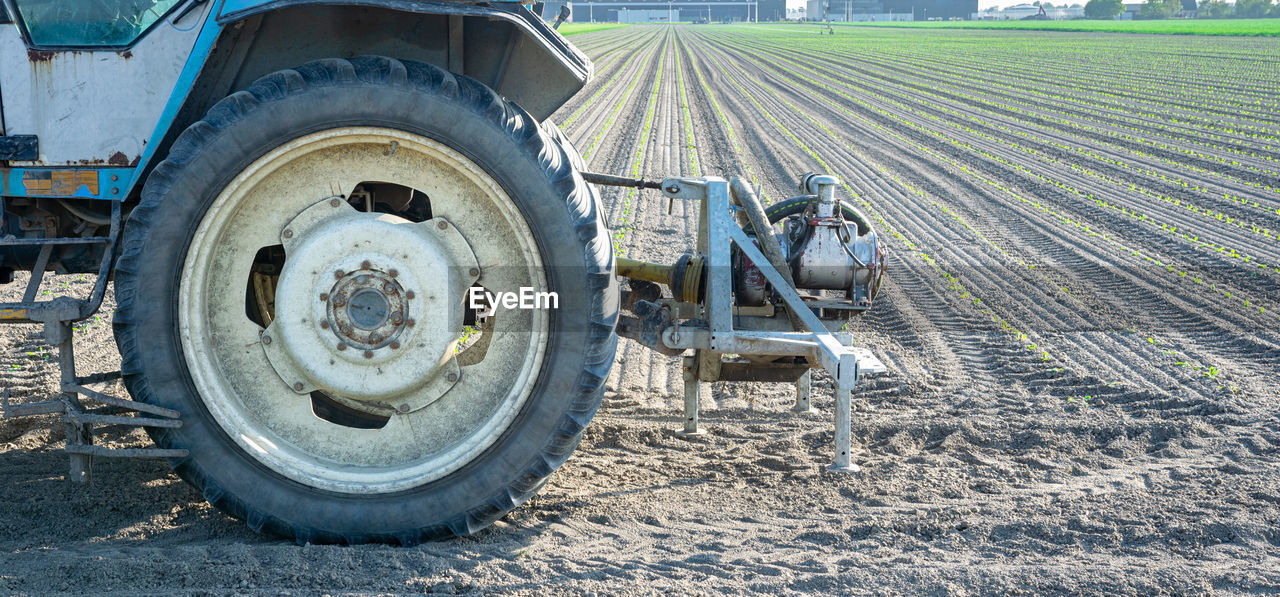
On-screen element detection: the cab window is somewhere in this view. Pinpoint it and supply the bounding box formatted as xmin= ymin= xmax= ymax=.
xmin=13 ymin=0 xmax=183 ymax=47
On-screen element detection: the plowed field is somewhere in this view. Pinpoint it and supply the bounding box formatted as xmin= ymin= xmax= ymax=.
xmin=3 ymin=25 xmax=1279 ymax=595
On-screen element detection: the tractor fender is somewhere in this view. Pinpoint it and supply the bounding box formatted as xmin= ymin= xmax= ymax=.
xmin=212 ymin=1 xmax=590 ymax=119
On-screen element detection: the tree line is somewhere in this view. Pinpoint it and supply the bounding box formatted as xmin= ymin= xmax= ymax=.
xmin=1083 ymin=0 xmax=1280 ymax=18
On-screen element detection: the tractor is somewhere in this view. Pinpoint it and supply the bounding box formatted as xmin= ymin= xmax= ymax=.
xmin=0 ymin=1 xmax=886 ymax=544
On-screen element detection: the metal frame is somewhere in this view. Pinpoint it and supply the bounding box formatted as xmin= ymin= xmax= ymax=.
xmin=656 ymin=177 xmax=884 ymax=471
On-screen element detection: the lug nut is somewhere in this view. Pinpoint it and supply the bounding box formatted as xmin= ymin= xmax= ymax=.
xmin=335 ymin=270 xmax=345 ymax=279
xmin=332 ymin=292 xmax=348 ymax=307
xmin=437 ymin=221 xmax=448 ymax=230
xmin=390 ymin=341 xmax=400 ymax=349
xmin=407 ymin=319 xmax=415 ymax=327
xmin=447 ymin=372 xmax=458 ymax=383
xmin=361 ymin=260 xmax=372 ymax=270
xmin=406 ymin=291 xmax=415 ymax=300
xmin=340 ymin=324 xmax=353 ymax=335
xmin=399 ymin=404 xmax=411 ymax=413
xmin=337 ymin=343 xmax=347 ymax=351
xmin=320 ymin=293 xmax=329 ymax=301
xmin=468 ymin=268 xmax=479 ymax=277
xmin=283 ymin=229 xmax=293 ymax=239
xmin=363 ymin=350 xmax=374 ymax=359
xmin=293 ymin=382 xmax=304 ymax=391
xmin=388 ymin=269 xmax=398 ymax=278
xmin=261 ymin=335 xmax=272 ymax=345
xmin=320 ymin=321 xmax=330 ymax=329
xmin=390 ymin=312 xmax=404 ymax=325
xmin=368 ymin=332 xmax=383 ymax=343
xmin=383 ymin=282 xmax=397 ymax=294
xmin=330 ymin=198 xmax=341 ymax=207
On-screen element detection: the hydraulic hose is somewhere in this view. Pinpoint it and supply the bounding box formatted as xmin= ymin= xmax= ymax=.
xmin=728 ymin=177 xmax=803 ymax=331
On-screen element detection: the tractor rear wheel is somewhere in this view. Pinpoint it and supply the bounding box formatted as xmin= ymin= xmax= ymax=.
xmin=112 ymin=57 xmax=618 ymax=544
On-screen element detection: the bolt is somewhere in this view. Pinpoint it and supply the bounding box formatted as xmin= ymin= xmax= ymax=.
xmin=363 ymin=350 xmax=374 ymax=359
xmin=332 ymin=292 xmax=348 ymax=307
xmin=283 ymin=229 xmax=293 ymax=239
xmin=340 ymin=324 xmax=353 ymax=335
xmin=388 ymin=269 xmax=398 ymax=278
xmin=447 ymin=372 xmax=458 ymax=383
xmin=666 ymin=185 xmax=680 ymax=194
xmin=383 ymin=282 xmax=397 ymax=294
xmin=335 ymin=270 xmax=345 ymax=279
xmin=337 ymin=343 xmax=347 ymax=351
xmin=399 ymin=404 xmax=411 ymax=413
xmin=110 ymin=174 xmax=118 ymax=182
xmin=437 ymin=221 xmax=448 ymax=230
xmin=293 ymin=382 xmax=304 ymax=391
xmin=111 ymin=187 xmax=119 ymax=194
xmin=468 ymin=268 xmax=479 ymax=277
xmin=390 ymin=341 xmax=400 ymax=349
xmin=330 ymin=198 xmax=341 ymax=207
xmin=368 ymin=332 xmax=383 ymax=343
xmin=407 ymin=319 xmax=416 ymax=327
xmin=361 ymin=260 xmax=372 ymax=270
xmin=390 ymin=312 xmax=404 ymax=325
xmin=406 ymin=291 xmax=415 ymax=300
xmin=320 ymin=293 xmax=329 ymax=301
xmin=261 ymin=335 xmax=272 ymax=345
xmin=320 ymin=321 xmax=330 ymax=329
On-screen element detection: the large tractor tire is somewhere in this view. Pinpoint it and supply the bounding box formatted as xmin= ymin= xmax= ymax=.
xmin=112 ymin=57 xmax=618 ymax=544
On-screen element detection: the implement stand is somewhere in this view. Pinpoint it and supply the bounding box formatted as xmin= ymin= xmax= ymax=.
xmin=0 ymin=200 xmax=187 ymax=481
xmin=657 ymin=177 xmax=884 ymax=472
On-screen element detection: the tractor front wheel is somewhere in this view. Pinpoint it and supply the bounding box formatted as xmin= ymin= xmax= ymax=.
xmin=112 ymin=57 xmax=617 ymax=544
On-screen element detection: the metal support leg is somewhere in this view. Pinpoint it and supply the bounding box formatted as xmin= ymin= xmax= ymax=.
xmin=827 ymin=381 xmax=858 ymax=472
xmin=48 ymin=321 xmax=93 ymax=482
xmin=678 ymin=355 xmax=705 ymax=435
xmin=794 ymin=369 xmax=811 ymax=413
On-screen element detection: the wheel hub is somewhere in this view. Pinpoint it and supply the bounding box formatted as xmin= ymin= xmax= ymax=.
xmin=328 ymin=269 xmax=407 ymax=349
xmin=260 ymin=196 xmax=479 ymax=407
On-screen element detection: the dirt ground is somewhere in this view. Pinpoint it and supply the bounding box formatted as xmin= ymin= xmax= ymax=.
xmin=3 ymin=25 xmax=1280 ymax=595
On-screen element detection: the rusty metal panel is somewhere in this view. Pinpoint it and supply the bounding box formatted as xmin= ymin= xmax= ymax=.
xmin=0 ymin=2 xmax=212 ymax=166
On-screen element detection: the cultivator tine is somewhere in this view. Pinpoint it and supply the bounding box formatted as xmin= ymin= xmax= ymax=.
xmin=68 ymin=384 xmax=181 ymax=419
xmin=794 ymin=370 xmax=812 ymax=413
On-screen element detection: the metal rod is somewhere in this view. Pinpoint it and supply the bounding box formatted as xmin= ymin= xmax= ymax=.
xmin=580 ymin=171 xmax=662 ymax=190
xmin=677 ymin=355 xmax=705 ymax=435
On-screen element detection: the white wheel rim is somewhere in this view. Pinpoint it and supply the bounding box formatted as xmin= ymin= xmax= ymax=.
xmin=180 ymin=127 xmax=549 ymax=494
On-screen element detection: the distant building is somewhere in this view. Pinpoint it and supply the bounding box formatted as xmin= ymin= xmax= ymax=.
xmin=970 ymin=3 xmax=1084 ymax=19
xmin=807 ymin=0 xmax=976 ymax=21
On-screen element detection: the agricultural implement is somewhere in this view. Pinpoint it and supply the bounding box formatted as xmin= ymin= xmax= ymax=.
xmin=0 ymin=2 xmax=885 ymax=544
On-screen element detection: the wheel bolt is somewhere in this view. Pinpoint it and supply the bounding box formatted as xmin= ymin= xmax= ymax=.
xmin=340 ymin=324 xmax=353 ymax=335
xmin=330 ymin=198 xmax=341 ymax=207
xmin=388 ymin=269 xmax=398 ymax=278
xmin=383 ymin=282 xmax=397 ymax=294
xmin=399 ymin=404 xmax=410 ymax=413
xmin=469 ymin=268 xmax=479 ymax=277
xmin=407 ymin=319 xmax=415 ymax=327
xmin=261 ymin=335 xmax=272 ymax=345
xmin=319 ymin=293 xmax=329 ymax=301
xmin=361 ymin=260 xmax=372 ymax=270
xmin=334 ymin=270 xmax=345 ymax=279
xmin=390 ymin=312 xmax=404 ymax=325
xmin=437 ymin=221 xmax=448 ymax=230
xmin=320 ymin=321 xmax=330 ymax=329
xmin=390 ymin=341 xmax=400 ymax=349
xmin=447 ymin=372 xmax=458 ymax=383
xmin=332 ymin=292 xmax=347 ymax=307
xmin=369 ymin=332 xmax=383 ymax=343
xmin=337 ymin=343 xmax=347 ymax=351
xmin=363 ymin=350 xmax=374 ymax=359
xmin=283 ymin=229 xmax=294 ymax=239
xmin=293 ymin=382 xmax=304 ymax=391
xmin=406 ymin=291 xmax=415 ymax=300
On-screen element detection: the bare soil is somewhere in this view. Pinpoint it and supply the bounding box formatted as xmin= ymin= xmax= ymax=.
xmin=3 ymin=25 xmax=1279 ymax=595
